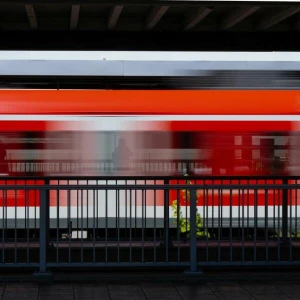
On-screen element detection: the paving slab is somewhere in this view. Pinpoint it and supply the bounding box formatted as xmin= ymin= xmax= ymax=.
xmin=1 ymin=272 xmax=300 ymax=300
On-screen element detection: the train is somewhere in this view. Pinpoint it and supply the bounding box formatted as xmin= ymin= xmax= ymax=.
xmin=0 ymin=89 xmax=298 ymax=233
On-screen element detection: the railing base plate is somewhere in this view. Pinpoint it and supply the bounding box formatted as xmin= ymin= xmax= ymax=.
xmin=32 ymin=271 xmax=52 ymax=279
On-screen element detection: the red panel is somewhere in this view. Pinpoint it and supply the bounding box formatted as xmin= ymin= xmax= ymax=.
xmin=169 ymin=121 xmax=293 ymax=132
xmin=0 ymin=121 xmax=294 ymax=132
xmin=0 ymin=90 xmax=298 ymax=115
xmin=169 ymin=179 xmax=288 ymax=206
xmin=0 ymin=180 xmax=44 ymax=206
xmin=0 ymin=121 xmax=47 ymax=132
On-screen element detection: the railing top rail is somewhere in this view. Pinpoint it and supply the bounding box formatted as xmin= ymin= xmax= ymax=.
xmin=5 ymin=158 xmax=263 ymax=162
xmin=0 ymin=175 xmax=299 ymax=181
xmin=0 ymin=184 xmax=299 ymax=190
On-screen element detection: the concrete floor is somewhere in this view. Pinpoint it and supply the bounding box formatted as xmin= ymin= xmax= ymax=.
xmin=0 ymin=271 xmax=300 ymax=300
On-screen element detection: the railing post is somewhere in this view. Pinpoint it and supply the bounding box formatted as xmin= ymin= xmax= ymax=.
xmin=33 ymin=186 xmax=51 ymax=278
xmin=45 ymin=179 xmax=50 ymax=247
xmin=282 ymin=178 xmax=288 ymax=244
xmin=185 ymin=188 xmax=203 ymax=275
xmin=39 ymin=189 xmax=47 ymax=273
xmin=162 ymin=179 xmax=171 ymax=254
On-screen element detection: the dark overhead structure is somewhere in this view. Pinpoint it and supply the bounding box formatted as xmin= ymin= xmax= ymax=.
xmin=1 ymin=0 xmax=300 ymax=50
xmin=1 ymin=0 xmax=300 ymax=32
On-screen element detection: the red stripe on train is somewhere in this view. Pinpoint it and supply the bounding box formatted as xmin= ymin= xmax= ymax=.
xmin=0 ymin=180 xmax=297 ymax=207
xmin=169 ymin=121 xmax=294 ymax=132
xmin=0 ymin=121 xmax=296 ymax=132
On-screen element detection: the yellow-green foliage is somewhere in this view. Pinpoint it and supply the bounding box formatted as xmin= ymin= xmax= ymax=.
xmin=171 ymin=174 xmax=210 ymax=238
xmin=271 ymin=230 xmax=300 ymax=238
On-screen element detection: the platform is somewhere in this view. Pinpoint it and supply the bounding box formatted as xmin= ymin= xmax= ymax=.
xmin=0 ymin=271 xmax=300 ymax=300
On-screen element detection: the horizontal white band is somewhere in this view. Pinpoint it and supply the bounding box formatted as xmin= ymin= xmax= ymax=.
xmin=0 ymin=115 xmax=299 ymax=121
xmin=0 ymin=51 xmax=300 ymax=62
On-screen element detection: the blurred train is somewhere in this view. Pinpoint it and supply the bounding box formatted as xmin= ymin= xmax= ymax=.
xmin=0 ymin=50 xmax=299 ymax=232
xmin=0 ymin=89 xmax=298 ymax=232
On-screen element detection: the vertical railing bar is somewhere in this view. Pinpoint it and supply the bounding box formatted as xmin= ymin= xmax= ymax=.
xmin=295 ymin=180 xmax=298 ymax=242
xmin=144 ymin=179 xmax=147 ymax=243
xmin=86 ymin=182 xmax=89 ymax=234
xmin=212 ymin=187 xmax=214 ymax=242
xmin=26 ymin=189 xmax=29 ymax=264
xmin=117 ymin=189 xmax=120 ymax=264
xmin=282 ymin=178 xmax=288 ymax=244
xmin=218 ymin=188 xmax=221 ymax=263
xmin=177 ymin=189 xmax=180 ymax=263
xmin=129 ymin=189 xmax=132 ymax=263
xmin=125 ymin=180 xmax=128 ymax=241
xmin=247 ymin=181 xmax=250 ymax=239
xmin=14 ymin=189 xmax=17 ymax=264
xmin=142 ymin=188 xmax=144 ymax=263
xmin=105 ymin=187 xmax=108 ymax=263
xmin=205 ymin=187 xmax=209 ymax=263
xmin=56 ymin=189 xmax=59 ymax=264
xmin=164 ymin=179 xmax=169 ymax=263
xmin=185 ymin=180 xmax=188 ymax=245
xmin=5 ymin=181 xmax=7 ymax=249
xmin=230 ymin=187 xmax=233 ymax=263
xmin=238 ymin=179 xmax=241 ymax=238
xmin=77 ymin=185 xmax=79 ymax=253
xmin=242 ymin=188 xmax=245 ymax=263
xmin=189 ymin=188 xmax=197 ymax=272
xmin=115 ymin=184 xmax=117 ymax=260
xmin=221 ymin=179 xmax=223 ymax=241
xmin=81 ymin=189 xmax=83 ymax=264
xmin=289 ymin=188 xmax=292 ymax=262
xmin=93 ymin=189 xmax=96 ymax=264
xmin=265 ymin=189 xmax=268 ymax=263
xmin=96 ymin=180 xmax=99 ymax=243
xmin=39 ymin=188 xmax=47 ymax=273
xmin=34 ymin=187 xmax=37 ymax=241
xmin=67 ymin=187 xmax=71 ymax=264
xmin=2 ymin=189 xmax=4 ymax=264
xmin=277 ymin=188 xmax=280 ymax=262
xmin=273 ymin=183 xmax=276 ymax=237
xmin=135 ymin=180 xmax=137 ymax=239
xmin=154 ymin=187 xmax=157 ymax=263
xmin=254 ymin=188 xmax=257 ymax=262
xmin=200 ymin=181 xmax=204 ymax=250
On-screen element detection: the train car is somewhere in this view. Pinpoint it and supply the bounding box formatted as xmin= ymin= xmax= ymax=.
xmin=0 ymin=51 xmax=299 ymax=234
xmin=0 ymin=89 xmax=298 ymax=233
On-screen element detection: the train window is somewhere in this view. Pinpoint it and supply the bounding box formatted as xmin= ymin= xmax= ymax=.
xmin=0 ymin=129 xmax=293 ymax=176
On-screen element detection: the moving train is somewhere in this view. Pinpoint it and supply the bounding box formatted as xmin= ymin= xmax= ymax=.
xmin=0 ymin=89 xmax=298 ymax=232
xmin=0 ymin=50 xmax=299 ymax=233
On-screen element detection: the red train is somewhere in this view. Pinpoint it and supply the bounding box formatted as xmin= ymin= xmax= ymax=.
xmin=0 ymin=89 xmax=297 ymax=229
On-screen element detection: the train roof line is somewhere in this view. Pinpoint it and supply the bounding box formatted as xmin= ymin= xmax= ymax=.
xmin=0 ymin=51 xmax=299 ymax=76
xmin=0 ymin=51 xmax=299 ymax=62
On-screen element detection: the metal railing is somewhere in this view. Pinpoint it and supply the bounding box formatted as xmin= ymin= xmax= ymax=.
xmin=0 ymin=175 xmax=299 ymax=274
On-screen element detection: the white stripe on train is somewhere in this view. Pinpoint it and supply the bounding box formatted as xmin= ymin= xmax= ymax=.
xmin=0 ymin=115 xmax=300 ymax=121
xmin=0 ymin=206 xmax=298 ymax=219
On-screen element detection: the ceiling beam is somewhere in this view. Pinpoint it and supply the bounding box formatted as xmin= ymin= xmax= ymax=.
xmin=184 ymin=7 xmax=213 ymax=30
xmin=25 ymin=4 xmax=38 ymax=29
xmin=70 ymin=4 xmax=80 ymax=30
xmin=221 ymin=6 xmax=260 ymax=30
xmin=108 ymin=5 xmax=123 ymax=29
xmin=145 ymin=6 xmax=169 ymax=30
xmin=257 ymin=6 xmax=300 ymax=30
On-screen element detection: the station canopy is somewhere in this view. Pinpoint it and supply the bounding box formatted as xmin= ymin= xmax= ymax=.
xmin=0 ymin=0 xmax=299 ymax=32
xmin=1 ymin=1 xmax=300 ymax=51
